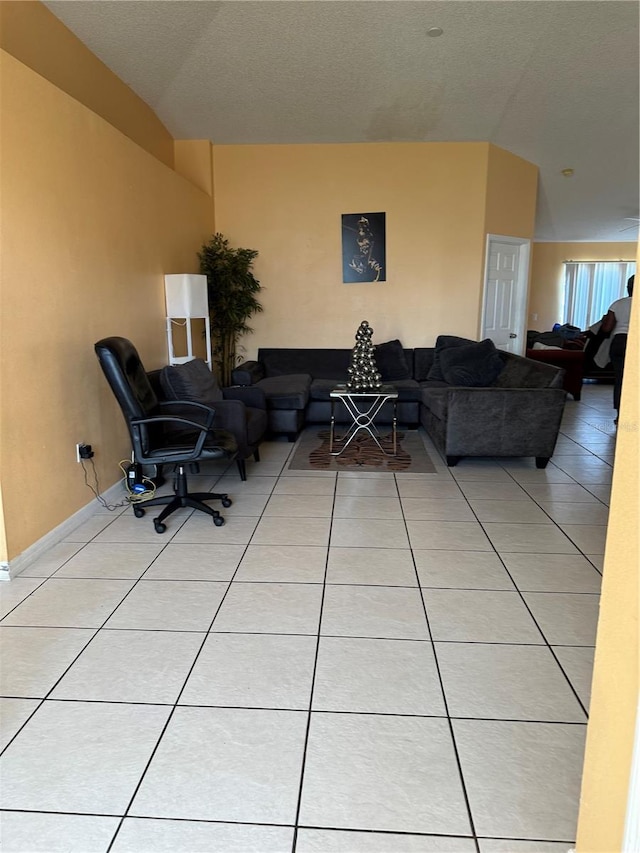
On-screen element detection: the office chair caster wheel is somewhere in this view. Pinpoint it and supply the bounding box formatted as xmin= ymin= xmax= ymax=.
xmin=221 ymin=498 xmax=232 ymax=508
xmin=213 ymin=516 xmax=225 ymax=527
xmin=133 ymin=506 xmax=145 ymax=518
xmin=153 ymin=519 xmax=167 ymax=534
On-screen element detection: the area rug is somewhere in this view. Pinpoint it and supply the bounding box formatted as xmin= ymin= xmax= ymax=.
xmin=287 ymin=428 xmax=438 ymax=473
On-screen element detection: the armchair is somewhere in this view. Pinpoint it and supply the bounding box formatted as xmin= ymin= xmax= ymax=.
xmin=156 ymin=359 xmax=268 ymax=481
xmin=94 ymin=337 xmax=237 ymax=533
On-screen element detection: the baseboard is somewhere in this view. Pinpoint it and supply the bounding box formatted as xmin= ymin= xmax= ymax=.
xmin=4 ymin=480 xmax=125 ymax=581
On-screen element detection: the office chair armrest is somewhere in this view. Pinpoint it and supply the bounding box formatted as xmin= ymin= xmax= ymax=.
xmin=130 ymin=413 xmax=215 ymax=459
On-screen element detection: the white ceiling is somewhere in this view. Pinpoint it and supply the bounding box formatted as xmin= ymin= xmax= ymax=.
xmin=45 ymin=0 xmax=640 ymax=243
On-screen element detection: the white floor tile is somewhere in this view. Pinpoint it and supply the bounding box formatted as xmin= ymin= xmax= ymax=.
xmin=501 ymin=553 xmax=602 ymax=593
xmin=235 ymin=544 xmax=327 ymax=583
xmin=265 ymin=494 xmax=335 ymax=517
xmin=299 ymin=713 xmax=471 ymax=834
xmin=212 ymin=582 xmax=323 ymax=634
xmin=170 ymin=514 xmax=259 ymax=545
xmin=0 ymin=626 xmax=94 ymax=697
xmin=50 ymin=629 xmax=203 ymax=703
xmin=104 ymin=580 xmax=228 ymax=631
xmin=110 ymin=817 xmax=293 ymax=853
xmin=401 ymin=498 xmax=475 ymax=521
xmin=406 ymin=520 xmax=492 ymax=551
xmin=130 ymin=706 xmax=307 ymax=823
xmin=0 ymin=698 xmax=40 ymax=750
xmin=179 ymin=632 xmax=317 ymax=709
xmin=522 ymin=592 xmax=600 ymax=646
xmin=313 ymin=636 xmax=445 ymax=715
xmin=331 ymin=517 xmax=410 ymax=549
xmin=142 ymin=543 xmax=245 ymax=580
xmin=336 ymin=478 xmax=399 ymax=496
xmin=483 ymin=523 xmax=580 ymax=554
xmin=454 ymin=719 xmax=586 ymax=840
xmin=478 ymin=839 xmax=578 ymax=852
xmin=326 ymin=547 xmax=417 ymax=586
xmin=333 ymin=495 xmax=403 ymax=519
xmin=0 ymin=578 xmax=47 ymax=618
xmin=321 ymin=585 xmax=428 ymax=639
xmin=424 ymin=590 xmax=543 ymax=644
xmin=0 ymin=700 xmax=170 ymax=814
xmin=520 ymin=483 xmax=600 ymax=503
xmin=53 ymin=542 xmax=164 ymax=579
xmin=396 ymin=480 xmax=464 ymax=499
xmin=455 ymin=481 xmax=530 ymax=501
xmin=469 ymin=500 xmax=549 ymax=524
xmin=538 ymin=502 xmax=609 ymax=526
xmin=414 ymin=551 xmax=514 ymax=590
xmin=553 ymin=646 xmax=595 ymax=710
xmin=252 ymin=516 xmax=331 ymax=547
xmin=0 ymin=811 xmax=119 ymax=853
xmin=273 ymin=476 xmax=336 ymax=495
xmin=14 ymin=542 xmax=83 ymax=577
xmin=436 ymin=642 xmax=585 ymax=721
xmin=559 ymin=524 xmax=608 ymax=554
xmin=0 ymin=579 xmax=135 ymax=628
xmin=296 ymin=829 xmax=475 ymax=852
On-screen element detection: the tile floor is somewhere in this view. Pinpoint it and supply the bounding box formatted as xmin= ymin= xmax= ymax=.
xmin=0 ymin=383 xmax=616 ymax=852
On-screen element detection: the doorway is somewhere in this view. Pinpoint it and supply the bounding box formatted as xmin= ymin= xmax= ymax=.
xmin=481 ymin=235 xmax=531 ymax=354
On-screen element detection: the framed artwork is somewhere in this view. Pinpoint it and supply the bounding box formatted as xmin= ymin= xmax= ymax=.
xmin=342 ymin=212 xmax=386 ymax=283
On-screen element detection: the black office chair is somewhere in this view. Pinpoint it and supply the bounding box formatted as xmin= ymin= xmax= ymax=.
xmin=95 ymin=337 xmax=238 ymax=533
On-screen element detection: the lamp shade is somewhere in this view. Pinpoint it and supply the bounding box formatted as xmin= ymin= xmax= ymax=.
xmin=164 ymin=274 xmax=209 ymax=318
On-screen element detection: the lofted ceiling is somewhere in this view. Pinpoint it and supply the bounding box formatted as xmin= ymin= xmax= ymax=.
xmin=44 ymin=0 xmax=640 ymax=244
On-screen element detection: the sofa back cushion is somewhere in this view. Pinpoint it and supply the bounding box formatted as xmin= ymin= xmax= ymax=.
xmin=374 ymin=339 xmax=411 ymax=380
xmin=427 ymin=335 xmax=477 ymax=381
xmin=159 ymin=358 xmax=223 ymax=404
xmin=492 ymin=352 xmax=565 ymax=388
xmin=258 ymin=348 xmax=351 ymax=380
xmin=439 ymin=339 xmax=505 ymax=387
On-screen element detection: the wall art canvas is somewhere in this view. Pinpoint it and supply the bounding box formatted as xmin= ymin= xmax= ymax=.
xmin=342 ymin=212 xmax=386 ymax=283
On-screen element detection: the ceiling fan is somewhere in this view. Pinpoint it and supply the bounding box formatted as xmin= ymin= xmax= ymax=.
xmin=619 ymin=216 xmax=640 ymax=232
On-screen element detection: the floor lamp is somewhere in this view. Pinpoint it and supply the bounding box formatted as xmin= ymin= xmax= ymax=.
xmin=164 ymin=274 xmax=212 ymax=369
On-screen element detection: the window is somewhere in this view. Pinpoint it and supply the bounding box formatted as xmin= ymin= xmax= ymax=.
xmin=564 ymin=261 xmax=636 ymax=329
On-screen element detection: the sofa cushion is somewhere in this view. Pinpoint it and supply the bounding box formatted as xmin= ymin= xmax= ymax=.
xmin=257 ymin=374 xmax=311 ymax=410
xmin=159 ymin=358 xmax=223 ymax=404
xmin=374 ymin=339 xmax=411 ymax=380
xmin=492 ymin=352 xmax=564 ymax=389
xmin=388 ymin=379 xmax=422 ymax=402
xmin=439 ymin=339 xmax=505 ymax=387
xmin=310 ymin=378 xmax=341 ymax=401
xmin=427 ymin=335 xmax=476 ymax=381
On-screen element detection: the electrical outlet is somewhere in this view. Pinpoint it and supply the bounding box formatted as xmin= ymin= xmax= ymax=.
xmin=76 ymin=443 xmax=94 ymax=462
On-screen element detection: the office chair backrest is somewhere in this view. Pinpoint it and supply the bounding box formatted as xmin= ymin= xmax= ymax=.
xmin=95 ymin=337 xmax=160 ymax=453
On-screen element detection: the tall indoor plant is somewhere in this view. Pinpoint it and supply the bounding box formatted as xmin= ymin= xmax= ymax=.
xmin=198 ymin=232 xmax=263 ymax=386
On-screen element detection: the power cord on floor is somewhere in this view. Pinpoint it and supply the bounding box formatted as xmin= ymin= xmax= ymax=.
xmin=79 ymin=457 xmax=157 ymax=511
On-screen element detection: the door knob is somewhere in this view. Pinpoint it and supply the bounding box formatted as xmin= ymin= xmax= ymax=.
xmin=509 ymin=333 xmax=517 ymax=339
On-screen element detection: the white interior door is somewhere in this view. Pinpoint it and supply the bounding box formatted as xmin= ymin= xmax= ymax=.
xmin=481 ymin=236 xmax=530 ymax=354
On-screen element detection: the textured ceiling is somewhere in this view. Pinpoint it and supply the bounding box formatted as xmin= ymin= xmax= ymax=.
xmin=45 ymin=0 xmax=640 ymax=243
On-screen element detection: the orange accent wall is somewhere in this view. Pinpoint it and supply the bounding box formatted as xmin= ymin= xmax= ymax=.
xmin=576 ymin=244 xmax=639 ymax=851
xmin=485 ymin=146 xmax=538 ymax=239
xmin=0 ymin=50 xmax=214 ymax=559
xmin=529 ymin=242 xmax=637 ymax=330
xmin=212 ymin=141 xmax=535 ymax=356
xmin=0 ymin=0 xmax=174 ymax=168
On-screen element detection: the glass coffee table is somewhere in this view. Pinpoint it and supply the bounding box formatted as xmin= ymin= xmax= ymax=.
xmin=329 ymin=384 xmax=398 ymax=456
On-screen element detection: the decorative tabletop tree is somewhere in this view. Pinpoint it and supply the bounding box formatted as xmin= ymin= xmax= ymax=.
xmin=198 ymin=233 xmax=263 ymax=386
xmin=347 ymin=320 xmax=382 ymax=391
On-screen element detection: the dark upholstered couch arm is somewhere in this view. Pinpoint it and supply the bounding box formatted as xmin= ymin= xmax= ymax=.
xmin=232 ymin=361 xmax=265 ymax=386
xmin=444 ymin=387 xmax=566 ymax=457
xmin=223 ymin=386 xmax=267 ymax=409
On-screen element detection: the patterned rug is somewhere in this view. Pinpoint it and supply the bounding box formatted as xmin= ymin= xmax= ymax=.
xmin=286 ymin=428 xmax=438 ymax=473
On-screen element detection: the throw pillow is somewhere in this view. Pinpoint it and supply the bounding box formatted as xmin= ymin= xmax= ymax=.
xmin=427 ymin=335 xmax=476 ymax=381
xmin=374 ymin=339 xmax=411 ymax=381
xmin=160 ymin=358 xmax=224 ymax=405
xmin=439 ymin=338 xmax=505 ymax=387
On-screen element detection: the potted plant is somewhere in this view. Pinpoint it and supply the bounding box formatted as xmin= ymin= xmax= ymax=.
xmin=198 ymin=232 xmax=263 ymax=386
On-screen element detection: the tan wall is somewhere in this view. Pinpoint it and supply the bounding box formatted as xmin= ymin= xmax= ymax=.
xmin=212 ymin=142 xmax=498 ymax=356
xmin=484 ymin=146 xmax=538 ymax=239
xmin=0 ymin=51 xmax=214 ymax=559
xmin=0 ymin=1 xmax=174 ymax=168
xmin=529 ymin=242 xmax=637 ymax=330
xmin=576 ymin=245 xmax=639 ymax=851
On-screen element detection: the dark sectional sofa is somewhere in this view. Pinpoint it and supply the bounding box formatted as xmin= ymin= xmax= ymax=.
xmin=232 ymin=338 xmax=567 ymax=468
